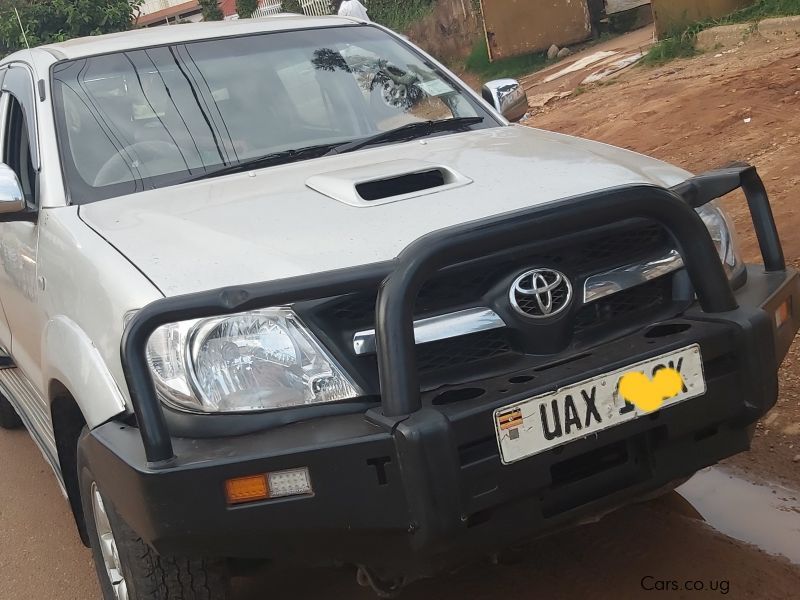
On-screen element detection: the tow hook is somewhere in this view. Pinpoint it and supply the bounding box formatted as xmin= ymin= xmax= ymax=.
xmin=356 ymin=566 xmax=405 ymax=598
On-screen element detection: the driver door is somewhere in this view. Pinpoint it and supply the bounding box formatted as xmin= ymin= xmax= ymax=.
xmin=0 ymin=64 xmax=48 ymax=433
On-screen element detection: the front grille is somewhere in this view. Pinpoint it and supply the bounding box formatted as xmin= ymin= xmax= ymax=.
xmin=579 ymin=224 xmax=670 ymax=271
xmin=326 ymin=294 xmax=377 ymax=324
xmin=299 ymin=220 xmax=680 ymax=391
xmin=574 ymin=276 xmax=674 ymax=334
xmin=317 ymin=222 xmax=670 ymax=329
xmin=416 ymin=329 xmax=513 ymax=373
xmin=322 ymin=269 xmax=499 ymax=328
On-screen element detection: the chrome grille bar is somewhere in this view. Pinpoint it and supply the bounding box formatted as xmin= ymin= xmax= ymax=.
xmin=352 ymin=307 xmax=505 ymax=355
xmin=583 ymin=250 xmax=684 ymax=304
xmin=351 ymin=250 xmax=685 ymax=355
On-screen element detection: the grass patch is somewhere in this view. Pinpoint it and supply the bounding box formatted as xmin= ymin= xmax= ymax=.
xmin=465 ymin=37 xmax=548 ymax=82
xmin=368 ymin=0 xmax=435 ymax=33
xmin=733 ymin=0 xmax=800 ymax=20
xmin=645 ymin=0 xmax=800 ymax=65
xmin=643 ymin=29 xmax=699 ymax=65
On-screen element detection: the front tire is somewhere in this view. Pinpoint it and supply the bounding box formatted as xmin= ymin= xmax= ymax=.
xmin=79 ymin=433 xmax=231 ymax=599
xmin=0 ymin=391 xmax=22 ymax=429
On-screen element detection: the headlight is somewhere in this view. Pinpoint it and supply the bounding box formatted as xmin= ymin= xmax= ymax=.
xmin=145 ymin=308 xmax=361 ymax=413
xmin=697 ymin=202 xmax=742 ymax=278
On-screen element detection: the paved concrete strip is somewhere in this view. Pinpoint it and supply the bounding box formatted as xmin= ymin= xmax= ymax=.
xmin=697 ymin=16 xmax=800 ymax=52
xmin=582 ymin=51 xmax=647 ymax=84
xmin=696 ymin=23 xmax=752 ymax=52
xmin=542 ymin=50 xmax=620 ymax=83
xmin=758 ymin=15 xmax=800 ymax=39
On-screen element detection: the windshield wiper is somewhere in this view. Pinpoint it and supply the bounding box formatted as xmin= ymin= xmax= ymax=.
xmin=185 ymin=143 xmax=344 ymax=183
xmin=183 ymin=117 xmax=484 ymax=183
xmin=327 ymin=116 xmax=485 ymax=156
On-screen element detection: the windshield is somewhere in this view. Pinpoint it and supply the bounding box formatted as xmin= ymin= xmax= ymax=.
xmin=51 ymin=25 xmax=496 ymax=203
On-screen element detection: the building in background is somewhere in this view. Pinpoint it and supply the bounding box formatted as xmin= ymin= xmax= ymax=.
xmin=479 ymin=0 xmax=654 ymax=60
xmin=605 ymin=0 xmax=651 ymax=14
xmin=219 ymin=0 xmax=241 ymax=19
xmin=137 ymin=1 xmax=330 ymax=24
xmin=650 ymin=0 xmax=752 ymax=38
xmin=480 ymin=0 xmax=594 ymax=60
xmin=136 ymin=0 xmax=203 ymax=26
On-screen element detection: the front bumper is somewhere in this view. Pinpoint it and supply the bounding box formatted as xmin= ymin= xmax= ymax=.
xmin=84 ymin=165 xmax=798 ymax=578
xmin=83 ymin=267 xmax=798 ymax=576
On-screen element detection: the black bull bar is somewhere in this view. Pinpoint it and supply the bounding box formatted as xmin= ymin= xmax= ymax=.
xmin=121 ymin=164 xmax=784 ymax=464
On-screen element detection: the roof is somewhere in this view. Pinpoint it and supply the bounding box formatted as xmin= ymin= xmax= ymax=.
xmin=37 ymin=15 xmax=360 ymax=60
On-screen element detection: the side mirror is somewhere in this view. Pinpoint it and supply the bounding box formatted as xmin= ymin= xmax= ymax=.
xmin=482 ymin=79 xmax=528 ymax=122
xmin=0 ymin=164 xmax=25 ymax=215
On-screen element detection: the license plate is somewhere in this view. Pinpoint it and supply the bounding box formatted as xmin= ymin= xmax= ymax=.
xmin=494 ymin=345 xmax=705 ymax=465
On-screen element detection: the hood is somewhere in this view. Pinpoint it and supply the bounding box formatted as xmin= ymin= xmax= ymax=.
xmin=79 ymin=126 xmax=692 ymax=297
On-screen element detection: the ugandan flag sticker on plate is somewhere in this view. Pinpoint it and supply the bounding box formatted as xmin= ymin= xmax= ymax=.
xmin=497 ymin=408 xmax=524 ymax=439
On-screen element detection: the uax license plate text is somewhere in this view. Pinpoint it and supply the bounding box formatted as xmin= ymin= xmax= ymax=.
xmin=494 ymin=345 xmax=706 ymax=465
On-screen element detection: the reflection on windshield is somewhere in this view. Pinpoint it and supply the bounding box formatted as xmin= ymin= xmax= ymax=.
xmin=51 ymin=26 xmax=491 ymax=203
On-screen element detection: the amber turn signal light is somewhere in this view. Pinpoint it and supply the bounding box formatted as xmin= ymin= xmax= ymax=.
xmin=225 ymin=468 xmax=313 ymax=506
xmin=775 ymin=298 xmax=792 ymax=330
xmin=225 ymin=474 xmax=269 ymax=505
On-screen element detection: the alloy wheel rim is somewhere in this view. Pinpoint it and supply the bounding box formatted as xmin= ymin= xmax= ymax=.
xmin=91 ymin=482 xmax=129 ymax=600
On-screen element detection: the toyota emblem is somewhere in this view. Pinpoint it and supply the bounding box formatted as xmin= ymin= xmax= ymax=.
xmin=509 ymin=269 xmax=573 ymax=319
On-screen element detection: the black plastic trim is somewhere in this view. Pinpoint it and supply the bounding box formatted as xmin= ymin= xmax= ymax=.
xmin=671 ymin=163 xmax=785 ymax=271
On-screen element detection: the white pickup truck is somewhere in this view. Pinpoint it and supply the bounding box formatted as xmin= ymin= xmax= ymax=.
xmin=0 ymin=15 xmax=796 ymax=600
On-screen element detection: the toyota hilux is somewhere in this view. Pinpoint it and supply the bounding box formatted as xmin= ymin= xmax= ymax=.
xmin=0 ymin=14 xmax=796 ymax=600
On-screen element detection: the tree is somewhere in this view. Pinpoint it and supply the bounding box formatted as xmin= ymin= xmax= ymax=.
xmin=0 ymin=0 xmax=143 ymax=55
xmin=283 ymin=0 xmax=303 ymax=14
xmin=198 ymin=0 xmax=224 ymax=21
xmin=236 ymin=0 xmax=259 ymax=19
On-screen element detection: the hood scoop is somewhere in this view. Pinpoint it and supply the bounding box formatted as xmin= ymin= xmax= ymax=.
xmin=306 ymin=159 xmax=472 ymax=207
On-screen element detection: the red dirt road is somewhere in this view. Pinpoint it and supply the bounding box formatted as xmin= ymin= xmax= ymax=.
xmin=0 ymin=428 xmax=99 ymax=599
xmin=3 ymin=423 xmax=800 ymax=599
xmin=528 ymin=32 xmax=800 ymax=490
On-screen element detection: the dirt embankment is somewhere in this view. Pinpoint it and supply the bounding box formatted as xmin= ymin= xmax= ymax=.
xmin=529 ymin=34 xmax=800 ymax=488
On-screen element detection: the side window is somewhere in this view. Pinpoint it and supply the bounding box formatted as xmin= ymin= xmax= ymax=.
xmin=3 ymin=94 xmax=36 ymax=205
xmin=0 ymin=66 xmax=39 ymax=207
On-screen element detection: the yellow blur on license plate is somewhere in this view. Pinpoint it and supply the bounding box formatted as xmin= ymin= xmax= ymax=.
xmin=494 ymin=345 xmax=705 ymax=465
